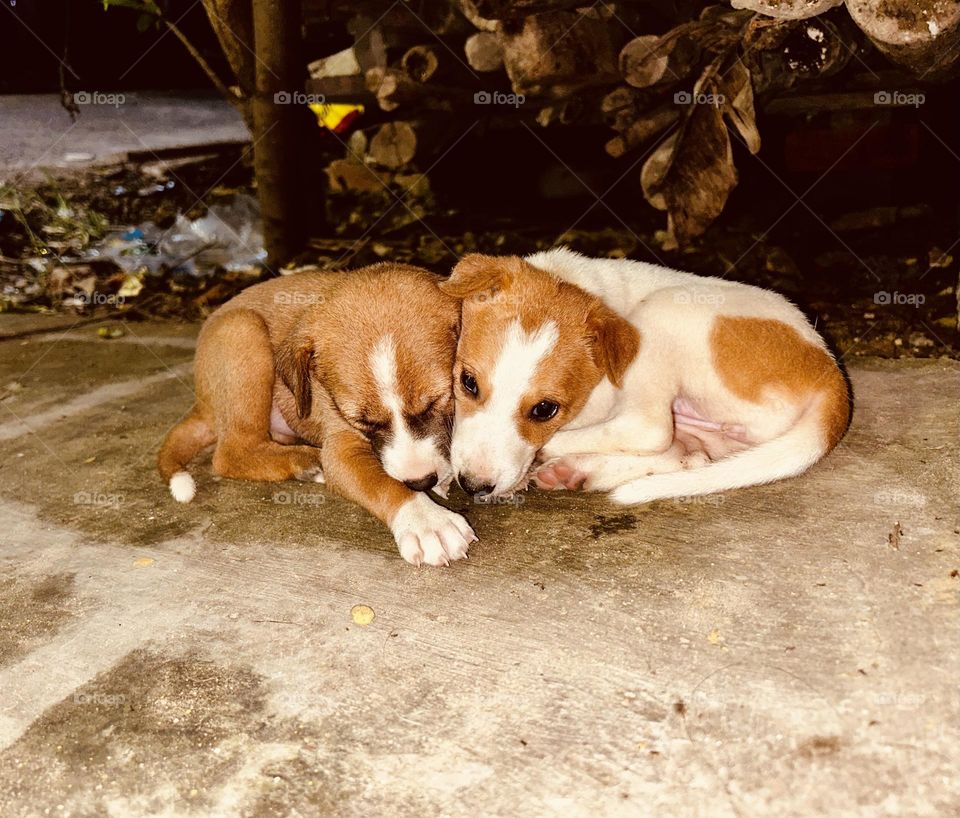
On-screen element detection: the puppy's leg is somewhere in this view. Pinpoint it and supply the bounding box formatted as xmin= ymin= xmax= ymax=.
xmin=322 ymin=430 xmax=477 ymax=567
xmin=535 ymin=441 xmax=703 ymax=492
xmin=158 ymin=408 xmax=217 ymax=502
xmin=201 ymin=309 xmax=325 ymax=482
xmin=541 ymin=405 xmax=675 ymax=461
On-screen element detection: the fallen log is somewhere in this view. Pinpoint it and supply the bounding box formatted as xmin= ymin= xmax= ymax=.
xmin=845 ymin=0 xmax=960 ymax=78
xmin=622 ymin=31 xmax=703 ymax=90
xmin=729 ymin=0 xmax=843 ymax=19
xmin=605 ymin=106 xmax=679 ymax=157
xmin=465 ymin=31 xmax=504 ymax=72
xmin=401 ymin=45 xmax=441 ymax=83
xmin=368 ymin=121 xmax=419 ymax=170
xmin=497 ymin=9 xmax=619 ymax=95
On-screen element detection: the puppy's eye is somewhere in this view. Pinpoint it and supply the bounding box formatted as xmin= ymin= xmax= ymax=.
xmin=530 ymin=400 xmax=559 ymax=421
xmin=412 ymin=396 xmax=440 ymax=420
xmin=354 ymin=417 xmax=389 ymax=435
xmin=460 ymin=370 xmax=479 ymax=397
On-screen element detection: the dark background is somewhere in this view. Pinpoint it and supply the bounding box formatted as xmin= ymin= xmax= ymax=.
xmin=0 ymin=0 xmax=223 ymax=93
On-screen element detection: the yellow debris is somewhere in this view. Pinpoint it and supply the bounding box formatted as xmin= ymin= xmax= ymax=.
xmin=351 ymin=604 xmax=375 ymax=626
xmin=309 ymin=102 xmax=364 ymax=133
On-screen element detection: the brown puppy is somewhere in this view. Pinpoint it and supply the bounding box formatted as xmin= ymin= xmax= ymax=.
xmin=158 ymin=263 xmax=477 ymax=566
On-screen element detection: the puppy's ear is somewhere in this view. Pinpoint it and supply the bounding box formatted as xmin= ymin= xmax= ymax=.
xmin=439 ymin=254 xmax=517 ymax=300
xmin=586 ymin=302 xmax=640 ymax=389
xmin=276 ymin=337 xmax=315 ymax=419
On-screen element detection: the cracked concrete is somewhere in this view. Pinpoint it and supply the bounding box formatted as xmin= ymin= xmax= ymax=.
xmin=0 ymin=314 xmax=958 ymax=817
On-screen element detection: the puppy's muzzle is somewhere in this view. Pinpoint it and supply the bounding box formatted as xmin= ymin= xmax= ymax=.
xmin=457 ymin=473 xmax=495 ymax=497
xmin=404 ymin=473 xmax=438 ymax=492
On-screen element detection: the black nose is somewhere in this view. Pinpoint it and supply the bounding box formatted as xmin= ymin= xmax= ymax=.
xmin=459 ymin=474 xmax=495 ymax=496
xmin=404 ymin=474 xmax=438 ymax=492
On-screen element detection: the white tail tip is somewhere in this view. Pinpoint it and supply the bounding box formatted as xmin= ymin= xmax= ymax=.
xmin=169 ymin=471 xmax=196 ymax=503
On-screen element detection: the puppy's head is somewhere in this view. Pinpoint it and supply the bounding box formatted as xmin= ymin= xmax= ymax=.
xmin=439 ymin=254 xmax=639 ymax=498
xmin=277 ymin=265 xmax=459 ymax=492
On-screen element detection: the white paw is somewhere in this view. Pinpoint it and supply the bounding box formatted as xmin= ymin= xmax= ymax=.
xmin=295 ymin=465 xmax=325 ymax=484
xmin=390 ymin=494 xmax=477 ymax=567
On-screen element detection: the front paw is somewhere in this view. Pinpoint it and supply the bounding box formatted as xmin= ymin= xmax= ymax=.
xmin=533 ymin=458 xmax=589 ymax=491
xmin=390 ymin=494 xmax=478 ymax=567
xmin=294 ymin=464 xmax=325 ymax=484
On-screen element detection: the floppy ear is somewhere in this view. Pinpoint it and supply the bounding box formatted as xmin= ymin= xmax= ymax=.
xmin=586 ymin=302 xmax=640 ymax=389
xmin=438 ymin=254 xmax=517 ymax=300
xmin=276 ymin=336 xmax=315 ymax=419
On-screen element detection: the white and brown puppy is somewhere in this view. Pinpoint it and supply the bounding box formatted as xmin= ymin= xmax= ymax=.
xmin=158 ymin=263 xmax=476 ymax=566
xmin=439 ymin=248 xmax=850 ymax=505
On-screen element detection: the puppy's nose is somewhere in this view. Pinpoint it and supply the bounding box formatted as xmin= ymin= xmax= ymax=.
xmin=459 ymin=474 xmax=495 ymax=496
xmin=404 ymin=473 xmax=438 ymax=493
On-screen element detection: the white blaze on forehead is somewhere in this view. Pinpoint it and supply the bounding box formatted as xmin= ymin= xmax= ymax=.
xmin=370 ymin=334 xmax=399 ymax=399
xmin=487 ymin=319 xmax=559 ymax=416
xmin=452 ymin=319 xmax=558 ymax=494
xmin=369 ymin=334 xmax=444 ymax=482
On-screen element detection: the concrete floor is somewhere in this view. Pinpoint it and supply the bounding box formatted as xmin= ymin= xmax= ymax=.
xmin=0 ymin=314 xmax=957 ymax=818
xmin=0 ymin=93 xmax=247 ymax=177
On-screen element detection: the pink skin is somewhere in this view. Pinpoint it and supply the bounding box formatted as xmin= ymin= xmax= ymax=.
xmin=534 ymin=461 xmax=588 ymax=491
xmin=534 ymin=399 xmax=747 ymax=491
xmin=270 ymin=403 xmax=298 ymax=444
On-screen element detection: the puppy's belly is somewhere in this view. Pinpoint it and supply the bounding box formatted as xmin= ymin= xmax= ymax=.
xmin=671 ymin=397 xmax=750 ymax=460
xmin=270 ymin=403 xmax=299 ymax=444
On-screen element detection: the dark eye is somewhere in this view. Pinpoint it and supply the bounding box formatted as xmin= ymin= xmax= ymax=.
xmin=460 ymin=370 xmax=479 ymax=397
xmin=530 ymin=400 xmax=559 ymax=421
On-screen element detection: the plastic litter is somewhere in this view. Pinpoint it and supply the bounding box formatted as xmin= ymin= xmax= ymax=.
xmin=83 ymin=194 xmax=266 ymax=277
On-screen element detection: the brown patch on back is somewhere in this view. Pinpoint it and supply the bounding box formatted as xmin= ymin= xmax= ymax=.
xmin=711 ymin=316 xmax=851 ymax=449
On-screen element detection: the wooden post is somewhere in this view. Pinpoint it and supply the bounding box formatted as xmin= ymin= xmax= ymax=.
xmin=251 ymin=0 xmax=310 ymax=269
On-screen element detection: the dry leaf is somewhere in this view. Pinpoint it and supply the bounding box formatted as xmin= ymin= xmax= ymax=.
xmin=720 ymin=61 xmax=761 ymax=154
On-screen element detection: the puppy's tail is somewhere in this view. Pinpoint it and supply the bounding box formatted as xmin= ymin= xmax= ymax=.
xmin=158 ymin=411 xmax=215 ymax=503
xmin=611 ymin=375 xmax=850 ymax=505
